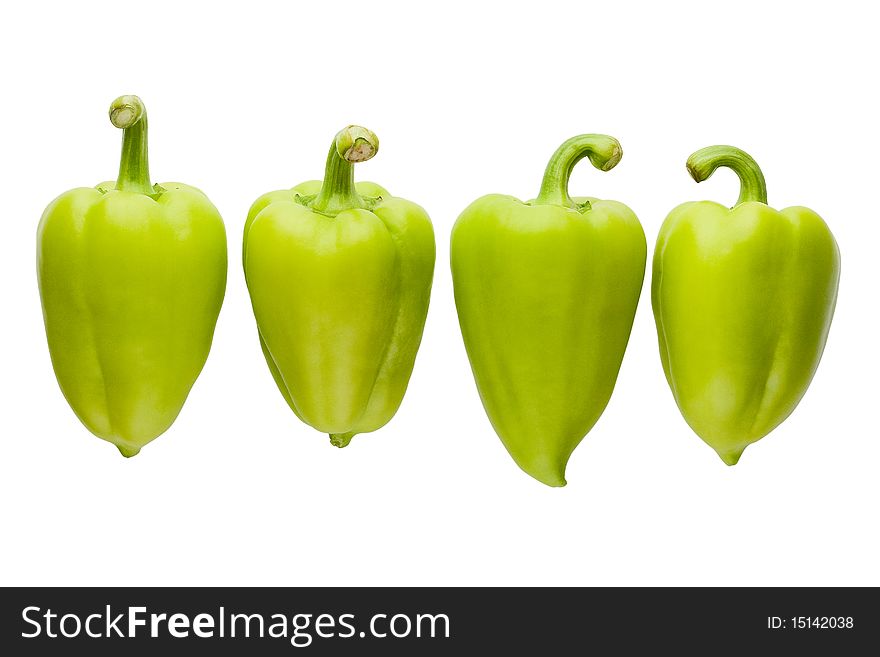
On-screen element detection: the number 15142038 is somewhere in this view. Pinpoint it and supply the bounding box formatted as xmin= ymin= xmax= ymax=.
xmin=768 ymin=617 xmax=854 ymax=630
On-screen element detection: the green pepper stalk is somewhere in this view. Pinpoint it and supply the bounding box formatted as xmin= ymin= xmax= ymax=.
xmin=309 ymin=126 xmax=379 ymax=215
xmin=652 ymin=145 xmax=840 ymax=465
xmin=243 ymin=126 xmax=435 ymax=448
xmin=37 ymin=95 xmax=228 ymax=457
xmin=109 ymin=95 xmax=153 ymax=195
xmin=686 ymin=145 xmax=767 ymax=206
xmin=451 ymin=134 xmax=646 ymax=487
xmin=535 ymin=134 xmax=623 ymax=207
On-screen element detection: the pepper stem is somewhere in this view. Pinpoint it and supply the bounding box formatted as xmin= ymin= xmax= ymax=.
xmin=110 ymin=95 xmax=153 ymax=195
xmin=309 ymin=126 xmax=379 ymax=215
xmin=686 ymin=146 xmax=768 ymax=206
xmin=534 ymin=134 xmax=622 ymax=207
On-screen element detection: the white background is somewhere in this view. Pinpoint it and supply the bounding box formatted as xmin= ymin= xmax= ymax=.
xmin=1 ymin=0 xmax=877 ymax=586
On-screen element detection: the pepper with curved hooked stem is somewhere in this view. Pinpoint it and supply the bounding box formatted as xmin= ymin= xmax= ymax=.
xmin=652 ymin=145 xmax=840 ymax=465
xmin=37 ymin=95 xmax=228 ymax=456
xmin=243 ymin=125 xmax=436 ymax=447
xmin=451 ymin=134 xmax=647 ymax=487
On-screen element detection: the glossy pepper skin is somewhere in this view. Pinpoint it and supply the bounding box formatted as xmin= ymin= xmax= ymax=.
xmin=37 ymin=95 xmax=227 ymax=457
xmin=652 ymin=146 xmax=840 ymax=465
xmin=451 ymin=135 xmax=646 ymax=487
xmin=243 ymin=126 xmax=435 ymax=447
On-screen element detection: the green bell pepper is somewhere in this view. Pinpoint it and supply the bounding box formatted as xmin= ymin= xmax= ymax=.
xmin=652 ymin=146 xmax=840 ymax=465
xmin=243 ymin=126 xmax=435 ymax=447
xmin=451 ymin=134 xmax=647 ymax=486
xmin=37 ymin=95 xmax=228 ymax=457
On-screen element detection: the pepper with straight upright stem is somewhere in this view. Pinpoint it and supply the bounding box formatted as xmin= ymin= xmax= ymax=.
xmin=37 ymin=95 xmax=228 ymax=456
xmin=243 ymin=125 xmax=436 ymax=447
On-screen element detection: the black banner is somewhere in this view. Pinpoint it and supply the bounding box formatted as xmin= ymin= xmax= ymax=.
xmin=0 ymin=587 xmax=875 ymax=654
